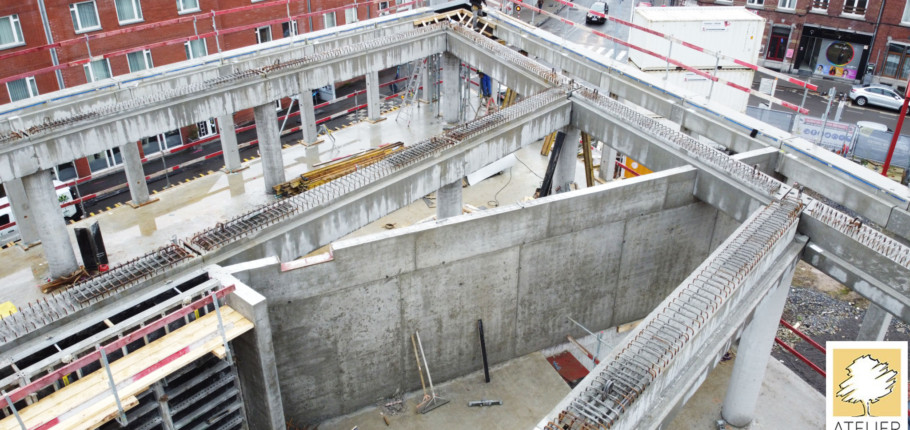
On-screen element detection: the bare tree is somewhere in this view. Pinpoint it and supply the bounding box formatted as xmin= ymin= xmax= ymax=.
xmin=837 ymin=354 xmax=897 ymax=417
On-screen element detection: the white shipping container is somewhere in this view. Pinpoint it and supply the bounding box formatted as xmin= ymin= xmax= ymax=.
xmin=641 ymin=68 xmax=755 ymax=113
xmin=628 ymin=7 xmax=765 ymax=71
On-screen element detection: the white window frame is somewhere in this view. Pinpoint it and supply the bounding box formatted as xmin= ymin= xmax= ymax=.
xmin=115 ymin=0 xmax=143 ymax=25
xmin=83 ymin=58 xmax=112 ymax=83
xmin=6 ymin=76 xmax=39 ymax=102
xmin=282 ymin=20 xmax=298 ymax=37
xmin=127 ymin=49 xmax=153 ymax=72
xmin=904 ymin=0 xmax=910 ymax=24
xmin=196 ymin=118 xmax=217 ymax=138
xmin=256 ymin=25 xmax=272 ymax=44
xmin=324 ymin=11 xmax=336 ymax=29
xmin=811 ymin=0 xmax=829 ymax=12
xmin=176 ymin=0 xmax=200 ymax=14
xmin=70 ymin=1 xmax=101 ymax=34
xmin=184 ymin=39 xmax=207 ymax=59
xmin=746 ymin=0 xmax=764 ymax=6
xmin=841 ymin=0 xmax=867 ymax=16
xmin=777 ymin=0 xmax=795 ymax=10
xmin=0 ymin=15 xmax=25 ymax=50
xmin=379 ymin=1 xmax=390 ymax=14
xmin=345 ymin=7 xmax=358 ymax=24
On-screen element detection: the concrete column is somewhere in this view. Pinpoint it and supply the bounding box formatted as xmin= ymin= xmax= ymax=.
xmin=221 ymin=277 xmax=286 ymax=430
xmin=218 ymin=114 xmax=243 ymax=173
xmin=3 ymin=178 xmax=40 ymax=246
xmin=599 ymin=146 xmax=618 ymax=182
xmin=553 ymin=127 xmax=580 ymax=194
xmin=298 ymin=90 xmax=321 ymax=146
xmin=857 ymin=303 xmax=893 ymax=341
xmin=721 ymin=263 xmax=796 ymax=427
xmin=253 ymin=102 xmax=286 ymax=194
xmin=120 ymin=141 xmax=152 ymax=207
xmin=419 ymin=56 xmax=432 ymax=102
xmin=436 ymin=181 xmax=462 ymax=219
xmin=22 ymin=170 xmax=79 ymax=279
xmin=442 ymin=52 xmax=460 ymax=124
xmin=365 ymin=70 xmax=384 ymax=123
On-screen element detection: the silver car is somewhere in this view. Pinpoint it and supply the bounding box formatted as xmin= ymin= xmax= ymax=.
xmin=849 ymin=85 xmax=904 ymax=110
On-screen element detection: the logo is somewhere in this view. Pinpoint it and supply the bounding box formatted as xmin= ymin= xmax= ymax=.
xmin=827 ymin=341 xmax=908 ymax=429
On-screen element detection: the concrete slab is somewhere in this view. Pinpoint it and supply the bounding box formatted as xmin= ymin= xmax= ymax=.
xmin=318 ymin=352 xmax=572 ymax=430
xmin=668 ymin=355 xmax=825 ymax=429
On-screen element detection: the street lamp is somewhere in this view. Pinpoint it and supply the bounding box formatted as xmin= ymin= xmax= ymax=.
xmin=882 ymin=81 xmax=910 ymax=176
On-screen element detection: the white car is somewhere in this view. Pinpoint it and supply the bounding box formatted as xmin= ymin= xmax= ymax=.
xmin=0 ymin=180 xmax=80 ymax=245
xmin=849 ymin=85 xmax=904 ymax=110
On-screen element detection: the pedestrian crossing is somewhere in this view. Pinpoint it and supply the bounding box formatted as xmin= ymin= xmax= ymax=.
xmin=593 ymin=46 xmax=626 ymax=61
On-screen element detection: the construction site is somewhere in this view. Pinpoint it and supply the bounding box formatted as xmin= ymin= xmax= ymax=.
xmin=0 ymin=1 xmax=908 ymax=429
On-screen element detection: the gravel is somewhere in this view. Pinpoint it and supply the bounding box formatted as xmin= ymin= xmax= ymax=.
xmin=773 ymin=286 xmax=910 ymax=393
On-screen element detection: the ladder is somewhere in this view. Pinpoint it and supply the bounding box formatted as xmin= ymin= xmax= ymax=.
xmin=395 ymin=58 xmax=426 ymax=127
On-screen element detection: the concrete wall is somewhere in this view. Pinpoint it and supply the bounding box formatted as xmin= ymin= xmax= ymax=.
xmin=239 ymin=167 xmax=738 ymax=423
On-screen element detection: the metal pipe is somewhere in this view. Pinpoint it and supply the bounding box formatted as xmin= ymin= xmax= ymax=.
xmin=567 ymin=335 xmax=600 ymax=365
xmin=36 ymin=0 xmax=64 ymax=91
xmin=774 ymin=337 xmax=825 ymax=377
xmin=478 ymin=319 xmax=490 ymax=383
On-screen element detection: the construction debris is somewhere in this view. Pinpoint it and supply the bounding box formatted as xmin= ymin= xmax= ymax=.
xmin=468 ymin=399 xmax=503 ymax=407
xmin=273 ymin=142 xmax=405 ymax=197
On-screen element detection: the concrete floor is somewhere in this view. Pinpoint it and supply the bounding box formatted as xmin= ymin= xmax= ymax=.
xmin=320 ymin=352 xmax=572 ymax=430
xmin=318 ymin=339 xmax=825 ymax=430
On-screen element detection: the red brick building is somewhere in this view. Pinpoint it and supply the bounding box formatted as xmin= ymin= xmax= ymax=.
xmin=0 ymin=0 xmax=398 ymax=181
xmin=695 ymin=0 xmax=910 ymax=88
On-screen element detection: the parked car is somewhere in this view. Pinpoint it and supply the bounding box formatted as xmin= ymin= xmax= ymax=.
xmin=585 ymin=2 xmax=608 ymax=24
xmin=849 ymin=85 xmax=904 ymax=110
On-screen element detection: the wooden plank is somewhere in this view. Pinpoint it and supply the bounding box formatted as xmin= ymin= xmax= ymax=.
xmin=581 ymin=132 xmax=594 ymax=187
xmin=0 ymin=307 xmax=252 ymax=430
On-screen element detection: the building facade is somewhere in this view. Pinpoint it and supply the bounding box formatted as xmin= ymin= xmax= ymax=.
xmin=0 ymin=0 xmax=398 ymax=181
xmin=695 ymin=0 xmax=910 ymax=88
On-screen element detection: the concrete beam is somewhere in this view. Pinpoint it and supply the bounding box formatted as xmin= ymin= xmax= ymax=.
xmin=553 ymin=127 xmax=579 ymax=194
xmin=22 ymin=170 xmax=79 ymax=279
xmin=445 ymin=30 xmax=550 ymax=97
xmin=857 ymin=302 xmax=893 ymax=341
xmin=297 ymin=85 xmax=320 ymax=146
xmin=211 ymin=98 xmax=572 ymax=265
xmin=0 ymin=29 xmax=447 ymax=183
xmin=442 ymin=52 xmax=460 ymax=124
xmin=801 ymin=239 xmax=910 ymax=323
xmin=488 ymin=13 xmax=910 ymax=241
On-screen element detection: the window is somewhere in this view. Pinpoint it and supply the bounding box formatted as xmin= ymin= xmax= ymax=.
xmin=256 ymin=26 xmax=271 ymax=44
xmin=379 ymin=2 xmax=390 ymax=14
xmin=127 ymin=49 xmax=153 ymax=72
xmin=83 ymin=58 xmax=111 ymax=82
xmin=70 ymin=1 xmax=101 ymax=33
xmin=883 ymin=43 xmax=910 ymax=81
xmin=811 ymin=0 xmax=828 ymax=11
xmin=176 ymin=0 xmax=200 ymax=14
xmin=6 ymin=77 xmax=38 ymax=102
xmin=115 ymin=0 xmax=143 ymax=24
xmin=185 ymin=39 xmax=207 ymax=59
xmin=746 ymin=0 xmax=763 ymax=6
xmin=345 ymin=7 xmax=358 ymax=24
xmin=282 ymin=21 xmax=298 ymax=37
xmin=0 ymin=15 xmax=25 ymax=49
xmin=904 ymin=0 xmax=910 ymax=23
xmin=324 ymin=12 xmax=336 ymax=29
xmin=842 ymin=0 xmax=867 ymax=15
xmin=196 ymin=118 xmax=216 ymax=138
xmin=778 ymin=0 xmax=795 ymax=10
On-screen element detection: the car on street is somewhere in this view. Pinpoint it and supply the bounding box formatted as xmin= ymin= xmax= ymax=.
xmin=585 ymin=2 xmax=608 ymax=24
xmin=849 ymin=84 xmax=904 ymax=110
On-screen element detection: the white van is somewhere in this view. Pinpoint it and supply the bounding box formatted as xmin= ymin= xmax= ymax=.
xmin=0 ymin=181 xmax=81 ymax=245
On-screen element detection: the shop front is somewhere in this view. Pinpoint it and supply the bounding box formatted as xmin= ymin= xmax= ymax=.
xmin=794 ymin=25 xmax=871 ymax=82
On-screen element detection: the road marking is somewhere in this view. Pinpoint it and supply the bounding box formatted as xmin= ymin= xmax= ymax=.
xmin=615 ymin=51 xmax=626 ymax=61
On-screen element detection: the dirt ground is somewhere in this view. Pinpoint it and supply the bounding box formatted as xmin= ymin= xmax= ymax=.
xmin=774 ymin=261 xmax=910 ymax=393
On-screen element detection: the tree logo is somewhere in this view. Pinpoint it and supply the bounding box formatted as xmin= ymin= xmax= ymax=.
xmin=827 ymin=341 xmax=907 ymax=429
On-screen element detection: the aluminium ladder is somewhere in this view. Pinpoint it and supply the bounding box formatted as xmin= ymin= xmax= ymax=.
xmin=395 ymin=58 xmax=427 ymax=127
